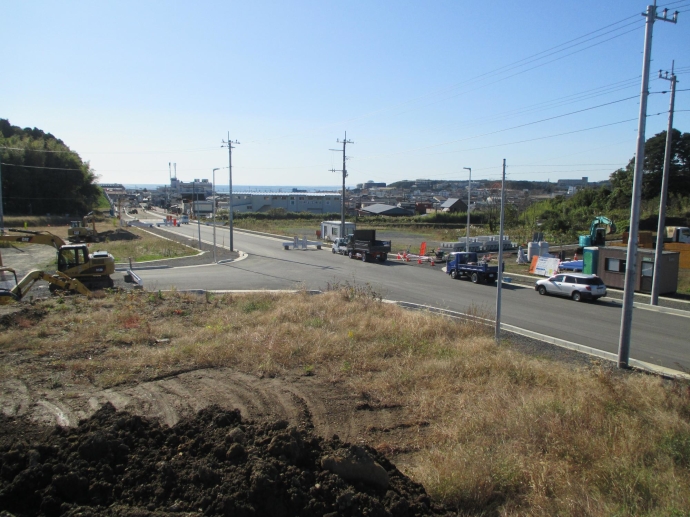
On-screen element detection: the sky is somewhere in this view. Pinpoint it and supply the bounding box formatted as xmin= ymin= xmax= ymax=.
xmin=2 ymin=0 xmax=689 ymax=187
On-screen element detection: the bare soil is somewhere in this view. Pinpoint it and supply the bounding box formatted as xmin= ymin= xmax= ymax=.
xmin=0 ymin=403 xmax=453 ymax=516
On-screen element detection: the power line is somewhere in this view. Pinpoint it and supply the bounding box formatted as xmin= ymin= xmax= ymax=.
xmin=0 ymin=163 xmax=85 ymax=171
xmin=356 ymin=96 xmax=639 ymax=162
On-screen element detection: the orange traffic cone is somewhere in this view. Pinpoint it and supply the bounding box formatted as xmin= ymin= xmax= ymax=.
xmin=406 ymin=255 xmax=410 ymax=262
xmin=431 ymin=259 xmax=435 ymax=266
xmin=574 ymin=252 xmax=578 ymax=260
xmin=417 ymin=258 xmax=422 ymax=264
xmin=397 ymin=252 xmax=402 ymax=260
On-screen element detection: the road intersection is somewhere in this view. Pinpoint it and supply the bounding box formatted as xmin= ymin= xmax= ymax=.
xmin=128 ymin=213 xmax=690 ymax=374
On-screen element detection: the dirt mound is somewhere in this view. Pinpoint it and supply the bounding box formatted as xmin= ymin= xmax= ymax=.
xmin=100 ymin=229 xmax=140 ymax=242
xmin=0 ymin=404 xmax=454 ymax=516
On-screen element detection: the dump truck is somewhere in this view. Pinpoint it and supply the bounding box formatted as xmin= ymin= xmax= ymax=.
xmin=445 ymin=252 xmax=502 ymax=284
xmin=345 ymin=230 xmax=391 ymax=263
xmin=665 ymin=226 xmax=690 ymax=244
xmin=0 ymin=229 xmax=115 ymax=290
xmin=68 ymin=212 xmax=99 ymax=243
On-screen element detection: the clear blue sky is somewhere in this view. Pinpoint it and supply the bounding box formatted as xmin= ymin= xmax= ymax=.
xmin=3 ymin=0 xmax=689 ymax=187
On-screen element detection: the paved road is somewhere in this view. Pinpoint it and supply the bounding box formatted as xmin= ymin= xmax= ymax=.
xmin=130 ymin=214 xmax=690 ymax=372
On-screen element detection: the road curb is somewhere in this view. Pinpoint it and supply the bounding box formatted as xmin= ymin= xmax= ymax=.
xmin=386 ymin=299 xmax=690 ymax=381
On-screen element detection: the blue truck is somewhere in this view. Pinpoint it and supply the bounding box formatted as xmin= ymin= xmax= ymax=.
xmin=445 ymin=252 xmax=502 ymax=284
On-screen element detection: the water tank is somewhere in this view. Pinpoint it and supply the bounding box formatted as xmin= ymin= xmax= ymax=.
xmin=539 ymin=241 xmax=549 ymax=256
xmin=527 ymin=242 xmax=538 ymax=260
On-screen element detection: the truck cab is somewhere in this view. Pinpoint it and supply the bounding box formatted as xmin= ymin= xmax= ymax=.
xmin=331 ymin=238 xmax=349 ymax=255
xmin=666 ymin=226 xmax=690 ymax=244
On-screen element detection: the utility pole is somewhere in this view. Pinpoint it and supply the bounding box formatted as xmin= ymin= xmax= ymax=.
xmin=618 ymin=3 xmax=678 ymax=368
xmin=463 ymin=167 xmax=471 ymax=252
xmin=168 ymin=163 xmax=171 ymax=209
xmin=330 ymin=132 xmax=353 ymax=239
xmin=651 ymin=63 xmax=677 ymax=306
xmin=193 ymin=180 xmax=202 ymax=249
xmin=212 ymin=168 xmax=220 ymax=263
xmin=222 ymin=134 xmax=240 ymax=252
xmin=495 ymin=159 xmax=506 ymax=342
xmin=0 ymin=160 xmax=4 ymax=233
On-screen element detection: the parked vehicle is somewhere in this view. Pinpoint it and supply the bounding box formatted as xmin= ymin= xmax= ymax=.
xmin=445 ymin=252 xmax=501 ymax=284
xmin=665 ymin=226 xmax=690 ymax=244
xmin=346 ymin=230 xmax=391 ymax=263
xmin=331 ymin=237 xmax=349 ymax=255
xmin=535 ymin=273 xmax=606 ymax=302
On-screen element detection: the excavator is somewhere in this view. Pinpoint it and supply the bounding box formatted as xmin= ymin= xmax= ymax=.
xmin=67 ymin=212 xmax=99 ymax=243
xmin=0 ymin=266 xmax=91 ymax=305
xmin=0 ymin=229 xmax=115 ymax=291
xmin=589 ymin=216 xmax=616 ymax=246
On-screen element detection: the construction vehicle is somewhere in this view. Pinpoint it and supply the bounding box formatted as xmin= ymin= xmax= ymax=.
xmin=665 ymin=226 xmax=690 ymax=244
xmin=68 ymin=212 xmax=99 ymax=243
xmin=446 ymin=252 xmax=502 ymax=284
xmin=0 ymin=266 xmax=91 ymax=305
xmin=580 ymin=216 xmax=616 ymax=247
xmin=345 ymin=230 xmax=391 ymax=263
xmin=0 ymin=229 xmax=115 ymax=290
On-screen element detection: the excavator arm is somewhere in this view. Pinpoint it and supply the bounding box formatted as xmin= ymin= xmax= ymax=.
xmin=590 ymin=217 xmax=617 ymax=240
xmin=0 ymin=229 xmax=66 ymax=249
xmin=0 ymin=268 xmax=91 ymax=305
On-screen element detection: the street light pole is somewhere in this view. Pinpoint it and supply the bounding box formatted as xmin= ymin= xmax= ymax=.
xmin=463 ymin=167 xmax=471 ymax=252
xmin=212 ymin=168 xmax=220 ymax=263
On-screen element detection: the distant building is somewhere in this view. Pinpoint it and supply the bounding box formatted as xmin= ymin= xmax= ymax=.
xmin=229 ymin=192 xmax=341 ymax=214
xmin=357 ymin=180 xmax=386 ymax=189
xmin=359 ymin=203 xmax=414 ymax=216
xmin=557 ymin=177 xmax=588 ymax=188
xmin=440 ymin=198 xmax=468 ymax=213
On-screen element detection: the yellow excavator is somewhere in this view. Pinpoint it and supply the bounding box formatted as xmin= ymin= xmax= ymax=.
xmin=0 ymin=229 xmax=115 ymax=290
xmin=67 ymin=212 xmax=99 ymax=243
xmin=0 ymin=266 xmax=91 ymax=305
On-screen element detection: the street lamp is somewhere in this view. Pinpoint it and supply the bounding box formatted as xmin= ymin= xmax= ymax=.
xmin=212 ymin=168 xmax=220 ymax=263
xmin=463 ymin=167 xmax=471 ymax=253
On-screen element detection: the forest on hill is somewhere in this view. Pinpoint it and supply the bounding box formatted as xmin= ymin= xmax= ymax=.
xmin=0 ymin=118 xmax=100 ymax=216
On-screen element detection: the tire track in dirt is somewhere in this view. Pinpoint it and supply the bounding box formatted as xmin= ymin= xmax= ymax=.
xmin=3 ymin=368 xmax=418 ymax=451
xmin=0 ymin=379 xmax=31 ymax=417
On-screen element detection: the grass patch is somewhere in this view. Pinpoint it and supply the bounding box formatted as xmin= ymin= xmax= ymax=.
xmin=2 ymin=223 xmax=196 ymax=263
xmin=2 ymin=289 xmax=690 ymax=515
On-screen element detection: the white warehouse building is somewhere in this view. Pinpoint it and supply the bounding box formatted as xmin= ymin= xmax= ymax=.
xmin=227 ymin=192 xmax=341 ymax=214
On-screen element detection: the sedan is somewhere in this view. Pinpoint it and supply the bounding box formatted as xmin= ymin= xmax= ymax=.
xmin=535 ymin=273 xmax=607 ymax=302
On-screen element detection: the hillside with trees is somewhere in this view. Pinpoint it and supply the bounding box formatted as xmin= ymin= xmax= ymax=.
xmin=523 ymin=129 xmax=690 ymax=240
xmin=0 ymin=118 xmax=100 ymax=216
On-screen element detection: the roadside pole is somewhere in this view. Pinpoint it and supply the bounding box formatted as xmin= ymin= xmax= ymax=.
xmin=464 ymin=167 xmax=471 ymax=252
xmin=495 ymin=159 xmax=506 ymax=342
xmin=651 ymin=64 xmax=677 ymax=306
xmin=222 ymin=134 xmax=239 ymax=252
xmin=0 ymin=160 xmax=4 ymax=233
xmin=330 ymin=132 xmax=353 ymax=240
xmin=618 ymin=4 xmax=677 ymax=367
xmin=212 ymin=168 xmax=220 ymax=263
xmin=193 ymin=181 xmax=202 ymax=249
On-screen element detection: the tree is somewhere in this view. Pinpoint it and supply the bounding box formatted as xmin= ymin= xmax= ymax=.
xmin=0 ymin=119 xmax=100 ymax=215
xmin=608 ymin=129 xmax=690 ymax=209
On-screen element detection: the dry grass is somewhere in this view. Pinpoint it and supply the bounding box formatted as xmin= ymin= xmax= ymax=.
xmin=2 ymin=289 xmax=690 ymax=515
xmin=2 ymin=223 xmax=196 ymax=263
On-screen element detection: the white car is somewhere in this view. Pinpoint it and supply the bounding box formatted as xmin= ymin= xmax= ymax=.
xmin=535 ymin=273 xmax=607 ymax=302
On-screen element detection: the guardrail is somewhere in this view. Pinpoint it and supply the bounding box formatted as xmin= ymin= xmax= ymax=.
xmin=124 ymin=257 xmax=144 ymax=289
xmin=282 ymin=236 xmax=322 ymax=250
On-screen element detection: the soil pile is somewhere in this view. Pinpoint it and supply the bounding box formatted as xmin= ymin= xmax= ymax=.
xmin=0 ymin=404 xmax=455 ymax=516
